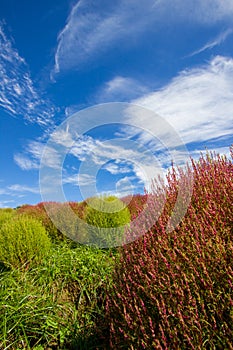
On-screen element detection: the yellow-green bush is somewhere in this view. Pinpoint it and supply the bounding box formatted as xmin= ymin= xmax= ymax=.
xmin=0 ymin=215 xmax=51 ymax=269
xmin=16 ymin=203 xmax=62 ymax=242
xmin=0 ymin=208 xmax=14 ymax=227
xmin=85 ymin=195 xmax=131 ymax=247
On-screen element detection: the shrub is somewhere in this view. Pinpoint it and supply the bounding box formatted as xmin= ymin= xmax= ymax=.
xmin=17 ymin=202 xmax=85 ymax=243
xmin=105 ymin=148 xmax=233 ymax=349
xmin=121 ymin=193 xmax=148 ymax=219
xmin=0 ymin=208 xmax=14 ymax=227
xmin=16 ymin=202 xmax=62 ymax=241
xmin=0 ymin=215 xmax=51 ymax=269
xmin=84 ymin=195 xmax=131 ymax=247
xmin=46 ymin=202 xmax=88 ymax=244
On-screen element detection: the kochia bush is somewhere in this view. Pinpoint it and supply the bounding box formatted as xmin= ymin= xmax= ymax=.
xmin=16 ymin=202 xmax=60 ymax=241
xmin=16 ymin=202 xmax=82 ymax=242
xmin=0 ymin=208 xmax=14 ymax=227
xmin=105 ymin=148 xmax=233 ymax=349
xmin=45 ymin=202 xmax=88 ymax=243
xmin=84 ymin=195 xmax=131 ymax=247
xmin=0 ymin=215 xmax=51 ymax=269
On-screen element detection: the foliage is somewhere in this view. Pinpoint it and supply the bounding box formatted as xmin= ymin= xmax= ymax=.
xmin=45 ymin=202 xmax=89 ymax=244
xmin=16 ymin=201 xmax=84 ymax=243
xmin=84 ymin=195 xmax=131 ymax=247
xmin=0 ymin=242 xmax=117 ymax=349
xmin=0 ymin=208 xmax=14 ymax=227
xmin=0 ymin=147 xmax=232 ymax=349
xmin=0 ymin=215 xmax=51 ymax=269
xmin=105 ymin=148 xmax=233 ymax=349
xmin=121 ymin=193 xmax=148 ymax=219
xmin=16 ymin=202 xmax=60 ymax=241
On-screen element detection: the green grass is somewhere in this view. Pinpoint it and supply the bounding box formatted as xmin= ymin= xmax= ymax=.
xmin=0 ymin=241 xmax=118 ymax=349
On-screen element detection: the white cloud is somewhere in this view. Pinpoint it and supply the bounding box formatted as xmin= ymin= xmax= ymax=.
xmin=0 ymin=183 xmax=39 ymax=208
xmin=53 ymin=0 xmax=233 ymax=74
xmin=14 ymin=141 xmax=61 ymax=171
xmin=95 ymin=76 xmax=149 ymax=102
xmin=37 ymin=123 xmax=164 ymax=195
xmin=110 ymin=176 xmax=140 ymax=197
xmin=0 ymin=24 xmax=56 ymax=126
xmin=102 ymin=159 xmax=133 ymax=175
xmin=192 ymin=0 xmax=233 ymax=23
xmin=0 ymin=188 xmax=8 ymax=195
xmin=14 ymin=141 xmax=43 ymax=171
xmin=129 ymin=56 xmax=233 ymax=147
xmin=152 ymin=0 xmax=233 ymax=24
xmin=0 ymin=200 xmax=15 ymax=208
xmin=187 ymin=28 xmax=233 ymax=57
xmin=14 ymin=154 xmax=40 ymax=171
xmin=63 ymin=173 xmax=96 ymax=186
xmin=65 ymin=104 xmax=87 ymax=118
xmin=8 ymin=184 xmax=39 ymax=194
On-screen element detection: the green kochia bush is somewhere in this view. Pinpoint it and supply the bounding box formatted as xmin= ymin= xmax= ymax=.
xmin=0 ymin=208 xmax=14 ymax=227
xmin=85 ymin=195 xmax=131 ymax=248
xmin=16 ymin=202 xmax=63 ymax=242
xmin=0 ymin=215 xmax=51 ymax=269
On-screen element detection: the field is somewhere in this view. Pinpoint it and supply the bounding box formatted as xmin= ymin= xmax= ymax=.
xmin=0 ymin=148 xmax=232 ymax=349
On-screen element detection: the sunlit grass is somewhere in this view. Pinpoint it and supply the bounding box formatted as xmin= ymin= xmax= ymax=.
xmin=0 ymin=242 xmax=117 ymax=349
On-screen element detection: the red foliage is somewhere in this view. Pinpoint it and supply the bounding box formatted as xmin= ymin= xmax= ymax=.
xmin=105 ymin=147 xmax=233 ymax=349
xmin=121 ymin=193 xmax=148 ymax=219
xmin=16 ymin=201 xmax=84 ymax=241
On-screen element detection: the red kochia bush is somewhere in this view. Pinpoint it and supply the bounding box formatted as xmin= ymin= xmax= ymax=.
xmin=106 ymin=147 xmax=233 ymax=349
xmin=16 ymin=201 xmax=82 ymax=241
xmin=121 ymin=193 xmax=148 ymax=219
xmin=17 ymin=202 xmax=61 ymax=241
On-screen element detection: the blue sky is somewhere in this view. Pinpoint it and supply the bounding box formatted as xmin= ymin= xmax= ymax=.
xmin=0 ymin=0 xmax=233 ymax=208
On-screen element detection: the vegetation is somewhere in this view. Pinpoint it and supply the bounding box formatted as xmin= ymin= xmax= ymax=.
xmin=0 ymin=208 xmax=15 ymax=227
xmin=0 ymin=215 xmax=51 ymax=269
xmin=0 ymin=147 xmax=232 ymax=349
xmin=17 ymin=202 xmax=68 ymax=242
xmin=0 ymin=242 xmax=115 ymax=349
xmin=106 ymin=149 xmax=233 ymax=349
xmin=85 ymin=195 xmax=131 ymax=247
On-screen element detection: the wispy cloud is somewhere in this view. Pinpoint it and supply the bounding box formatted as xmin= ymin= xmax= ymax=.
xmin=53 ymin=0 xmax=233 ymax=75
xmin=95 ymin=76 xmax=149 ymax=102
xmin=102 ymin=160 xmax=133 ymax=175
xmin=0 ymin=24 xmax=56 ymax=126
xmin=28 ymin=124 xmax=163 ymax=194
xmin=0 ymin=200 xmax=15 ymax=208
xmin=128 ymin=55 xmax=233 ymax=148
xmin=0 ymin=188 xmax=8 ymax=196
xmin=103 ymin=176 xmax=141 ymax=198
xmin=14 ymin=140 xmax=61 ymax=171
xmin=13 ymin=154 xmax=39 ymax=171
xmin=16 ymin=54 xmax=233 ymax=199
xmin=8 ymin=184 xmax=39 ymax=194
xmin=0 ymin=183 xmax=40 ymax=208
xmin=53 ymin=0 xmax=153 ymax=74
xmin=63 ymin=173 xmax=96 ymax=186
xmin=187 ymin=28 xmax=233 ymax=57
xmin=152 ymin=0 xmax=233 ymax=24
xmin=14 ymin=142 xmax=42 ymax=171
